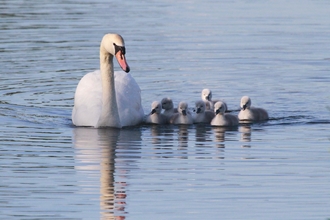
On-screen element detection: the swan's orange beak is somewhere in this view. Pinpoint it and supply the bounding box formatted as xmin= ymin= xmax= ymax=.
xmin=115 ymin=51 xmax=130 ymax=73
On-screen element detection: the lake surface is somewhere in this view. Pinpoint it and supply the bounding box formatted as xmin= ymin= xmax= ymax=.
xmin=1 ymin=0 xmax=330 ymax=219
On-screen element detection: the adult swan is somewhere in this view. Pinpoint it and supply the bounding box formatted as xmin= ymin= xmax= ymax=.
xmin=72 ymin=33 xmax=144 ymax=128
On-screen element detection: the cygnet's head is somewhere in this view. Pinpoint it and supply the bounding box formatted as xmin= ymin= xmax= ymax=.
xmin=161 ymin=97 xmax=174 ymax=110
xmin=178 ymin=102 xmax=189 ymax=116
xmin=195 ymin=100 xmax=206 ymax=114
xmin=240 ymin=96 xmax=251 ymax=110
xmin=214 ymin=101 xmax=227 ymax=115
xmin=101 ymin=33 xmax=130 ymax=73
xmin=201 ymin=89 xmax=212 ymax=101
xmin=151 ymin=101 xmax=162 ymax=114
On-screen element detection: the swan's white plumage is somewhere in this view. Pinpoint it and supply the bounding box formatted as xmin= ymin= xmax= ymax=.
xmin=170 ymin=101 xmax=193 ymax=125
xmin=72 ymin=70 xmax=144 ymax=127
xmin=145 ymin=101 xmax=167 ymax=124
xmin=211 ymin=101 xmax=238 ymax=127
xmin=161 ymin=97 xmax=178 ymax=123
xmin=193 ymin=100 xmax=215 ymax=124
xmin=201 ymin=88 xmax=228 ymax=111
xmin=238 ymin=96 xmax=268 ymax=122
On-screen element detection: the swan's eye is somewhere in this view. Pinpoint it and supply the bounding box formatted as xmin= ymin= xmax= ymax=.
xmin=113 ymin=43 xmax=126 ymax=55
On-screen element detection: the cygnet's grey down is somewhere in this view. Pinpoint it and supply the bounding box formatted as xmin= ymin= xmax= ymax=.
xmin=145 ymin=101 xmax=167 ymax=124
xmin=238 ymin=96 xmax=269 ymax=122
xmin=211 ymin=101 xmax=239 ymax=127
xmin=193 ymin=100 xmax=215 ymax=124
xmin=170 ymin=101 xmax=193 ymax=125
xmin=201 ymin=88 xmax=228 ymax=111
xmin=161 ymin=97 xmax=178 ymax=122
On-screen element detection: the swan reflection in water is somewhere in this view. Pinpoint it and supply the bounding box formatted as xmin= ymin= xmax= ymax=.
xmin=195 ymin=124 xmax=213 ymax=146
xmin=146 ymin=125 xmax=190 ymax=159
xmin=73 ymin=127 xmax=142 ymax=220
xmin=239 ymin=125 xmax=252 ymax=148
xmin=148 ymin=124 xmax=174 ymax=145
xmin=212 ymin=126 xmax=239 ymax=149
xmin=147 ymin=125 xmax=228 ymax=159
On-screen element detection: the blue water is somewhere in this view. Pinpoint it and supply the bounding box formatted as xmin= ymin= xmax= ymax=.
xmin=1 ymin=0 xmax=330 ymax=219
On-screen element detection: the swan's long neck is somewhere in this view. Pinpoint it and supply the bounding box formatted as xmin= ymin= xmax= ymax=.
xmin=97 ymin=46 xmax=121 ymax=128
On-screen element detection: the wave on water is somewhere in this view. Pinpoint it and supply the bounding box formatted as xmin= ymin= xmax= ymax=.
xmin=266 ymin=115 xmax=330 ymax=126
xmin=0 ymin=101 xmax=72 ymax=127
xmin=2 ymin=100 xmax=329 ymax=129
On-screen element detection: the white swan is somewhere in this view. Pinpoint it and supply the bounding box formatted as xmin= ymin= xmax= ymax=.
xmin=72 ymin=33 xmax=144 ymax=128
xmin=170 ymin=101 xmax=193 ymax=125
xmin=193 ymin=100 xmax=215 ymax=124
xmin=201 ymin=88 xmax=228 ymax=111
xmin=145 ymin=101 xmax=167 ymax=125
xmin=238 ymin=96 xmax=269 ymax=122
xmin=211 ymin=101 xmax=238 ymax=127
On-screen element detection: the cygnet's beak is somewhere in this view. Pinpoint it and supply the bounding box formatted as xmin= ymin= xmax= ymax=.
xmin=242 ymin=104 xmax=247 ymax=110
xmin=196 ymin=108 xmax=201 ymax=114
xmin=182 ymin=110 xmax=187 ymax=116
xmin=151 ymin=109 xmax=156 ymax=115
xmin=215 ymin=109 xmax=220 ymax=115
xmin=115 ymin=50 xmax=130 ymax=73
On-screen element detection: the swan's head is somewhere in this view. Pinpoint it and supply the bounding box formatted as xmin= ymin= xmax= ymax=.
xmin=161 ymin=97 xmax=174 ymax=110
xmin=240 ymin=96 xmax=251 ymax=110
xmin=201 ymin=89 xmax=212 ymax=101
xmin=214 ymin=101 xmax=226 ymax=115
xmin=178 ymin=101 xmax=188 ymax=116
xmin=195 ymin=100 xmax=206 ymax=114
xmin=151 ymin=101 xmax=161 ymax=115
xmin=101 ymin=33 xmax=130 ymax=73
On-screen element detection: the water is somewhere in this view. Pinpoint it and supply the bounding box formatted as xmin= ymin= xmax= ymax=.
xmin=1 ymin=0 xmax=330 ymax=219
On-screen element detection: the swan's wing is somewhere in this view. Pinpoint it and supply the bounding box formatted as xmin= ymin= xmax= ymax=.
xmin=253 ymin=107 xmax=269 ymax=121
xmin=72 ymin=70 xmax=102 ymax=126
xmin=114 ymin=71 xmax=144 ymax=127
xmin=225 ymin=113 xmax=238 ymax=126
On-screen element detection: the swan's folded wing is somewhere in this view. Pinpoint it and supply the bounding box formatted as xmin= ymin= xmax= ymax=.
xmin=114 ymin=71 xmax=144 ymax=127
xmin=72 ymin=70 xmax=102 ymax=127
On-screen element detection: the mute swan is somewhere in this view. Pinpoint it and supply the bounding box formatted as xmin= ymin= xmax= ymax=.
xmin=170 ymin=101 xmax=193 ymax=125
xmin=145 ymin=101 xmax=167 ymax=125
xmin=201 ymin=88 xmax=228 ymax=111
xmin=193 ymin=100 xmax=215 ymax=124
xmin=238 ymin=96 xmax=268 ymax=122
xmin=72 ymin=33 xmax=144 ymax=128
xmin=161 ymin=97 xmax=178 ymax=122
xmin=211 ymin=101 xmax=238 ymax=127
